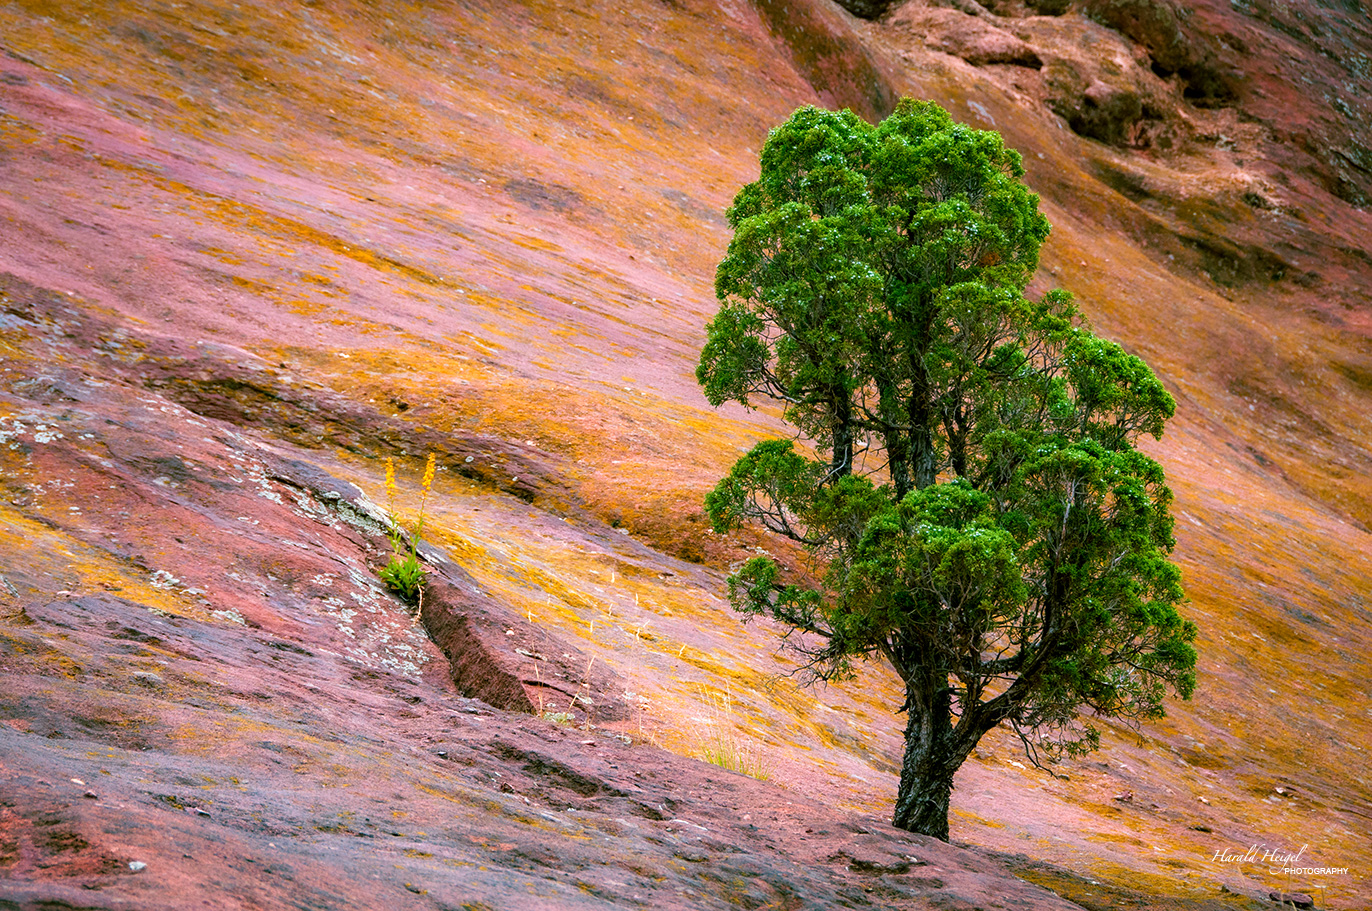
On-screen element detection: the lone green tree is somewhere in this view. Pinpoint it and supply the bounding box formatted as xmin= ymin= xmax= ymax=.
xmin=698 ymin=100 xmax=1196 ymax=841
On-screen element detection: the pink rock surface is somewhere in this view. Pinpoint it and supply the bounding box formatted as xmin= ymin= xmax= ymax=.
xmin=0 ymin=276 xmax=1081 ymax=910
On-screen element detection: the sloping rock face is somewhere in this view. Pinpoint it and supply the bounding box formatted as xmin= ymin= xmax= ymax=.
xmin=1 ymin=0 xmax=1371 ymax=909
xmin=0 ymin=276 xmax=1076 ymax=909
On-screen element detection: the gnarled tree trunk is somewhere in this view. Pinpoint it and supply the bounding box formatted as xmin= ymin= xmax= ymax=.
xmin=892 ymin=680 xmax=957 ymax=840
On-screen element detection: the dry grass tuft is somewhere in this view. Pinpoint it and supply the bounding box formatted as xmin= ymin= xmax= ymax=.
xmin=689 ymin=686 xmax=774 ymax=782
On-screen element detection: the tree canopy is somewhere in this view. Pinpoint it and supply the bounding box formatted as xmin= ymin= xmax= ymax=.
xmin=698 ymin=99 xmax=1196 ymax=840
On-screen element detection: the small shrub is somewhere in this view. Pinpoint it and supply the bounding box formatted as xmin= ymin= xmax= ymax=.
xmin=380 ymin=453 xmax=435 ymax=605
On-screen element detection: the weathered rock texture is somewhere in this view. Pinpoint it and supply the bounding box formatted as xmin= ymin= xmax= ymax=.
xmin=1 ymin=0 xmax=1370 ymax=909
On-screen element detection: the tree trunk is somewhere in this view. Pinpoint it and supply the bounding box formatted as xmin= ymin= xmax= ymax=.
xmin=876 ymin=379 xmax=911 ymax=499
xmin=891 ymin=682 xmax=956 ymax=840
xmin=907 ymin=302 xmax=938 ymax=492
xmin=888 ymin=433 xmax=911 ymax=500
xmin=831 ymin=389 xmax=854 ymax=478
xmin=910 ymin=421 xmax=938 ymax=491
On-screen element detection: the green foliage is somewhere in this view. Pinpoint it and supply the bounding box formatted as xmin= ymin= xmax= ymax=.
xmin=380 ymin=553 xmax=426 ymax=604
xmin=698 ymin=100 xmax=1196 ymax=838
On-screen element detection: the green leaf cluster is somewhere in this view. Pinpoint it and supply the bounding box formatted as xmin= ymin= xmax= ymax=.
xmin=380 ymin=553 xmax=426 ymax=604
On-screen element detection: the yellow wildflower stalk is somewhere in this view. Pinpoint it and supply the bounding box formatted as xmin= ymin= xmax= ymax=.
xmin=412 ymin=453 xmax=436 ymax=559
xmin=421 ymin=452 xmax=436 ymax=493
xmin=378 ymin=452 xmax=436 ymax=605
